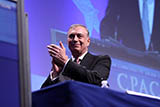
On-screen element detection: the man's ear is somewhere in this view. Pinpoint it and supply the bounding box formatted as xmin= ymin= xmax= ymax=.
xmin=87 ymin=37 xmax=90 ymax=46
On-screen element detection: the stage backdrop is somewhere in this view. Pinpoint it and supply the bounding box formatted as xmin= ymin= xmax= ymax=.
xmin=24 ymin=0 xmax=160 ymax=97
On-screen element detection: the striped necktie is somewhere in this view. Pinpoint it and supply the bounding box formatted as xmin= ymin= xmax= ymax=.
xmin=74 ymin=58 xmax=80 ymax=64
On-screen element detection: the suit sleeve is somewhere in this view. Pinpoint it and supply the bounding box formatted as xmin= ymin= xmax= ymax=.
xmin=41 ymin=75 xmax=59 ymax=88
xmin=62 ymin=55 xmax=111 ymax=86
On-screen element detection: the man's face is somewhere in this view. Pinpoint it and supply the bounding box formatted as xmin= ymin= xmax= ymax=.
xmin=67 ymin=26 xmax=90 ymax=56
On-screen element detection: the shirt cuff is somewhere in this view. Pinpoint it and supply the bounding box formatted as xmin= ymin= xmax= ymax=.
xmin=50 ymin=71 xmax=58 ymax=81
xmin=50 ymin=59 xmax=70 ymax=81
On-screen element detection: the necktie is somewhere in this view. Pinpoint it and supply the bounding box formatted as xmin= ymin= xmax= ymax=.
xmin=74 ymin=58 xmax=80 ymax=64
xmin=142 ymin=0 xmax=151 ymax=51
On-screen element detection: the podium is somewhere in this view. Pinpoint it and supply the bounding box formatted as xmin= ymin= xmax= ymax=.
xmin=32 ymin=81 xmax=160 ymax=107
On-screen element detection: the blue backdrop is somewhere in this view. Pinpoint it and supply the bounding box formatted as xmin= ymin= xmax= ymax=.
xmin=24 ymin=0 xmax=160 ymax=97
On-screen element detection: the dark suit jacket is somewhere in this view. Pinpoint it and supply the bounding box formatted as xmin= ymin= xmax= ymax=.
xmin=41 ymin=52 xmax=111 ymax=88
xmin=100 ymin=0 xmax=160 ymax=52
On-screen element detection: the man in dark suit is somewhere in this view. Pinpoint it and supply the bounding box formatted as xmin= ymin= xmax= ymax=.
xmin=41 ymin=24 xmax=111 ymax=88
xmin=100 ymin=0 xmax=160 ymax=52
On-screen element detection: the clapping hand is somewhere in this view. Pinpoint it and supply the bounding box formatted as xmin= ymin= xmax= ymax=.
xmin=47 ymin=41 xmax=68 ymax=70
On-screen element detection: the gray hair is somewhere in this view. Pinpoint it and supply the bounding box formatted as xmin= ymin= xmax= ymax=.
xmin=68 ymin=24 xmax=89 ymax=36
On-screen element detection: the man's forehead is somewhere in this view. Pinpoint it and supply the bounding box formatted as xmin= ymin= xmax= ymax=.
xmin=68 ymin=26 xmax=87 ymax=34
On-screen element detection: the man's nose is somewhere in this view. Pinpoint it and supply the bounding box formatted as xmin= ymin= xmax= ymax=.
xmin=73 ymin=35 xmax=79 ymax=41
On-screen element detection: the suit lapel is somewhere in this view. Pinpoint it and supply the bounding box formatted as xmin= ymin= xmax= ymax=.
xmin=80 ymin=52 xmax=93 ymax=69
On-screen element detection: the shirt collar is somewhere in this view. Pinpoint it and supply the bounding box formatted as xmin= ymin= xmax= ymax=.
xmin=71 ymin=51 xmax=88 ymax=61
